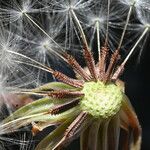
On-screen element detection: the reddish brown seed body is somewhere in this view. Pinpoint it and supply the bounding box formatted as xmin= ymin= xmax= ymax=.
xmin=53 ymin=71 xmax=84 ymax=88
xmin=64 ymin=112 xmax=88 ymax=138
xmin=63 ymin=53 xmax=91 ymax=81
xmin=105 ymin=49 xmax=120 ymax=81
xmin=48 ymin=90 xmax=84 ymax=99
xmin=99 ymin=46 xmax=109 ymax=80
xmin=83 ymin=46 xmax=98 ymax=80
xmin=112 ymin=64 xmax=125 ymax=80
xmin=49 ymin=99 xmax=80 ymax=115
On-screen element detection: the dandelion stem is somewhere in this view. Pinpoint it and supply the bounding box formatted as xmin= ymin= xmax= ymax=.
xmin=88 ymin=120 xmax=101 ymax=150
xmin=118 ymin=5 xmax=133 ymax=50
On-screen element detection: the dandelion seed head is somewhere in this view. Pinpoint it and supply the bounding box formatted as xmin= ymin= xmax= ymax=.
xmin=80 ymin=81 xmax=123 ymax=119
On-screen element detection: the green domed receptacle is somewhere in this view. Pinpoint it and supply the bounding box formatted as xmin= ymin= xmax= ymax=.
xmin=80 ymin=81 xmax=124 ymax=119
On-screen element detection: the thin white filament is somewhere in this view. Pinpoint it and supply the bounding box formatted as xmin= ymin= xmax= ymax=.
xmin=105 ymin=0 xmax=110 ymax=45
xmin=14 ymin=60 xmax=53 ymax=74
xmin=122 ymin=26 xmax=149 ymax=65
xmin=118 ymin=5 xmax=133 ymax=49
xmin=44 ymin=45 xmax=66 ymax=62
xmin=7 ymin=50 xmax=54 ymax=73
xmin=21 ymin=12 xmax=64 ymax=52
xmin=12 ymin=91 xmax=47 ymax=96
xmin=96 ymin=21 xmax=101 ymax=59
xmin=70 ymin=9 xmax=89 ymax=49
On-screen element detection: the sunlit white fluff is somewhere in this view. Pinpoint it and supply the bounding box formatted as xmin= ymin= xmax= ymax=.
xmin=135 ymin=0 xmax=150 ymax=26
xmin=0 ymin=26 xmax=37 ymax=89
xmin=43 ymin=0 xmax=96 ymax=48
xmin=0 ymin=26 xmax=20 ymax=74
xmin=46 ymin=0 xmax=95 ymax=12
xmin=16 ymin=132 xmax=34 ymax=150
xmin=22 ymin=12 xmax=65 ymax=62
xmin=82 ymin=1 xmax=122 ymax=51
xmin=0 ymin=0 xmax=48 ymax=23
xmin=120 ymin=0 xmax=139 ymax=6
xmin=0 ymin=25 xmax=40 ymax=99
xmin=0 ymin=73 xmax=19 ymax=119
xmin=0 ymin=120 xmax=34 ymax=150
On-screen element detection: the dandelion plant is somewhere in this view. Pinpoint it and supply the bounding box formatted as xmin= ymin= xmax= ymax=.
xmin=0 ymin=0 xmax=149 ymax=149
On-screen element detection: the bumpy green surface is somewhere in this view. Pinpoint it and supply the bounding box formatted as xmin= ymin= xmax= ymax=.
xmin=80 ymin=81 xmax=123 ymax=119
